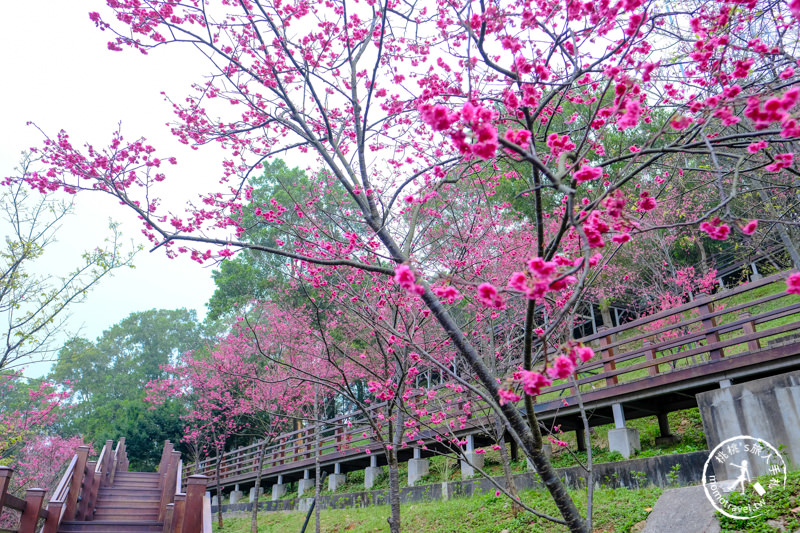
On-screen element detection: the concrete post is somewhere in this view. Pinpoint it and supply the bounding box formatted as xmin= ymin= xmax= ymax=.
xmin=364 ymin=455 xmax=382 ymax=489
xmin=328 ymin=462 xmax=346 ymax=491
xmin=655 ymin=413 xmax=679 ymax=445
xmin=249 ymin=486 xmax=264 ymax=502
xmin=408 ymin=448 xmax=429 ymax=486
xmin=271 ymin=475 xmax=286 ymax=501
xmin=298 ymin=469 xmax=315 ymax=497
xmin=229 ymin=484 xmax=243 ymax=504
xmin=608 ymin=403 xmax=640 ymax=459
xmin=460 ymin=435 xmax=485 ymax=480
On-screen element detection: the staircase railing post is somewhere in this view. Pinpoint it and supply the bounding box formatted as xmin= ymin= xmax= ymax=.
xmin=41 ymin=501 xmax=63 ymax=533
xmin=171 ymin=494 xmax=186 ymax=533
xmin=182 ymin=475 xmax=210 ymax=533
xmin=102 ymin=440 xmax=114 ymax=487
xmin=77 ymin=460 xmax=96 ymax=520
xmin=18 ymin=488 xmax=46 ymax=533
xmin=159 ymin=450 xmax=182 ymax=521
xmin=0 ymin=466 xmax=12 ymax=510
xmin=162 ymin=504 xmax=175 ymax=533
xmin=158 ymin=441 xmax=174 ymax=488
xmin=64 ymin=445 xmax=90 ymax=521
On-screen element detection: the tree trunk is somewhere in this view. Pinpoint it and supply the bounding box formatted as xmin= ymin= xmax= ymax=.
xmin=250 ymin=441 xmax=267 ymax=533
xmin=215 ymin=455 xmax=223 ymax=529
xmin=496 ymin=420 xmax=522 ymax=516
xmin=386 ymin=448 xmax=401 ymax=533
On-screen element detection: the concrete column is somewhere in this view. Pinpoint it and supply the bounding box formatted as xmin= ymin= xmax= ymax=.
xmin=720 ymin=379 xmax=732 ymax=388
xmin=364 ymin=455 xmax=381 ymax=489
xmin=526 ymin=444 xmax=552 ymax=470
xmin=655 ymin=413 xmax=679 ymax=445
xmin=608 ymin=403 xmax=640 ymax=459
xmin=229 ymin=484 xmax=243 ymax=504
xmin=298 ymin=469 xmax=315 ymax=497
xmin=460 ymin=435 xmax=484 ymax=480
xmin=328 ymin=462 xmax=346 ymax=491
xmin=211 ymin=495 xmax=219 ymax=506
xmin=576 ymin=427 xmax=587 ymax=452
xmin=408 ymin=447 xmax=429 ymax=486
xmin=271 ymin=475 xmax=286 ymax=500
xmin=249 ymin=486 xmax=264 ymax=502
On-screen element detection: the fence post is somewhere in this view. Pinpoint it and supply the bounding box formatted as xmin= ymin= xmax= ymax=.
xmin=643 ymin=340 xmax=659 ymax=376
xmin=158 ymin=441 xmax=174 ymax=487
xmin=699 ymin=303 xmax=722 ymax=360
xmin=183 ymin=475 xmax=210 ymax=533
xmin=18 ymin=488 xmax=46 ymax=533
xmin=64 ymin=446 xmax=90 ymax=521
xmin=739 ymin=310 xmax=761 ymax=352
xmin=598 ymin=327 xmax=618 ymax=386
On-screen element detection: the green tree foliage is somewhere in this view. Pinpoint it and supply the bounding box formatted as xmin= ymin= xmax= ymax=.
xmin=0 ymin=162 xmax=136 ymax=371
xmin=50 ymin=308 xmax=205 ymax=470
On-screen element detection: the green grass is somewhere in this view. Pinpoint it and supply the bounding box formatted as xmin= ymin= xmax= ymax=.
xmin=717 ymin=470 xmax=800 ymax=532
xmin=214 ymin=484 xmax=663 ymax=532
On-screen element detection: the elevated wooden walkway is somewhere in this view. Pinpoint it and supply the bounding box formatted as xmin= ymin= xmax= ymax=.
xmin=1 ymin=440 xmax=210 ymax=533
xmin=186 ymin=271 xmax=800 ymax=494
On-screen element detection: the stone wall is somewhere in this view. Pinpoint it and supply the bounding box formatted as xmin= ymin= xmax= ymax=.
xmin=213 ymin=451 xmax=710 ymax=515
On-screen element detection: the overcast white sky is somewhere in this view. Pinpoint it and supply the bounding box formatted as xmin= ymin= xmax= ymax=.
xmin=0 ymin=2 xmax=232 ymax=376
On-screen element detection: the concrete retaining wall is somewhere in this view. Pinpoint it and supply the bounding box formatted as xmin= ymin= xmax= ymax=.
xmin=212 ymin=451 xmax=709 ymax=515
xmin=697 ymin=370 xmax=800 ymax=479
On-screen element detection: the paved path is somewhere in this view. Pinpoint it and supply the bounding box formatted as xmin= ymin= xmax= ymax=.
xmin=643 ymin=485 xmax=720 ymax=533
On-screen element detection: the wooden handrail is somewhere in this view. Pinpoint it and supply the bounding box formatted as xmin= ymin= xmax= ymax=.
xmin=189 ymin=271 xmax=800 ymax=486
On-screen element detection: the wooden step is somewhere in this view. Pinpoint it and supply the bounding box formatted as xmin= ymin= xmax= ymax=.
xmin=110 ymin=482 xmax=161 ymax=489
xmin=92 ymin=512 xmax=161 ymax=521
xmin=58 ymin=521 xmax=163 ymax=533
xmin=98 ymin=489 xmax=161 ymax=498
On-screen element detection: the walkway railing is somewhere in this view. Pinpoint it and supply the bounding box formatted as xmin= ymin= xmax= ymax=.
xmin=187 ymin=271 xmax=800 ymax=485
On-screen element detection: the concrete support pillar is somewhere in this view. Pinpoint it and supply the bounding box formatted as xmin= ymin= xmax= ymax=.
xmin=526 ymin=444 xmax=552 ymax=471
xmin=298 ymin=469 xmax=315 ymax=497
xmin=408 ymin=448 xmax=429 ymax=486
xmin=460 ymin=435 xmax=484 ymax=479
xmin=229 ymin=484 xmax=243 ymax=504
xmin=211 ymin=495 xmax=219 ymax=506
xmin=271 ymin=475 xmax=286 ymax=501
xmin=328 ymin=463 xmax=346 ymax=491
xmin=576 ymin=427 xmax=587 ymax=452
xmin=364 ymin=455 xmax=381 ymax=490
xmin=608 ymin=403 xmax=640 ymax=458
xmin=655 ymin=413 xmax=679 ymax=445
xmin=249 ymin=486 xmax=264 ymax=502
xmin=720 ymin=379 xmax=732 ymax=388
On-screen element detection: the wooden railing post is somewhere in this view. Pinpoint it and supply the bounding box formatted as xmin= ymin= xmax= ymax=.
xmin=159 ymin=450 xmax=182 ymax=521
xmin=740 ymin=310 xmax=762 ymax=352
xmin=42 ymin=501 xmax=63 ymax=533
xmin=643 ymin=340 xmax=659 ymax=376
xmin=182 ymin=475 xmax=210 ymax=533
xmin=158 ymin=441 xmax=174 ymax=486
xmin=18 ymin=488 xmax=46 ymax=533
xmin=64 ymin=445 xmax=90 ymax=521
xmin=77 ymin=460 xmax=96 ymax=520
xmin=102 ymin=440 xmax=113 ymax=487
xmin=0 ymin=466 xmax=12 ymax=510
xmin=171 ymin=494 xmax=186 ymax=533
xmin=598 ymin=327 xmax=618 ymax=386
xmin=162 ymin=504 xmax=174 ymax=533
xmin=110 ymin=438 xmax=125 ymax=486
xmin=699 ymin=303 xmax=722 ymax=360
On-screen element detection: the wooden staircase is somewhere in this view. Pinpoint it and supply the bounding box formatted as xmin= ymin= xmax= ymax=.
xmin=58 ymin=472 xmax=163 ymax=532
xmin=0 ymin=440 xmax=209 ymax=533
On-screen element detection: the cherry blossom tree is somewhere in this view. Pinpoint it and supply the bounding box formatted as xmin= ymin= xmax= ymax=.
xmin=10 ymin=0 xmax=800 ymax=530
